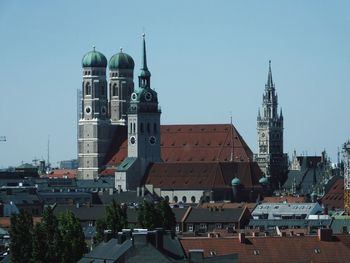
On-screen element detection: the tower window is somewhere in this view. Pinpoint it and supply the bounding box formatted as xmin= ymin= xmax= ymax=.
xmin=133 ymin=123 xmax=136 ymax=134
xmin=154 ymin=123 xmax=157 ymax=134
xmin=147 ymin=123 xmax=150 ymax=133
xmin=100 ymin=85 xmax=104 ymax=96
xmin=140 ymin=123 xmax=144 ymax=134
xmin=113 ymin=83 xmax=118 ymax=96
xmin=85 ymin=83 xmax=91 ymax=95
xmin=130 ymin=123 xmax=132 ymax=134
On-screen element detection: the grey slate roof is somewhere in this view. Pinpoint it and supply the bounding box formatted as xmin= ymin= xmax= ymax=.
xmin=186 ymin=208 xmax=245 ymax=223
xmin=0 ymin=191 xmax=41 ymax=205
xmin=78 ymin=239 xmax=132 ymax=263
xmin=172 ymin=208 xmax=188 ymax=222
xmin=53 ymin=205 xmax=107 ymax=221
xmin=76 ymin=177 xmax=114 ymax=189
xmin=95 ymin=191 xmax=152 ymax=205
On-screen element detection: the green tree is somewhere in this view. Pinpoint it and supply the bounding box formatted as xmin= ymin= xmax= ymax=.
xmin=31 ymin=223 xmax=46 ymax=263
xmin=95 ymin=218 xmax=107 ymax=243
xmin=59 ymin=211 xmax=86 ymax=263
xmin=106 ymin=200 xmax=127 ymax=237
xmin=156 ymin=199 xmax=176 ymax=230
xmin=42 ymin=206 xmax=62 ymax=262
xmin=10 ymin=209 xmax=33 ymax=263
xmin=137 ymin=200 xmax=160 ymax=230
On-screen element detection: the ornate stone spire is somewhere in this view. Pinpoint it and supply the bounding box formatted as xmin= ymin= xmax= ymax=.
xmin=139 ymin=33 xmax=151 ymax=88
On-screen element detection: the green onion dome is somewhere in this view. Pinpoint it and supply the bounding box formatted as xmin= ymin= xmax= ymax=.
xmin=109 ymin=49 xmax=135 ymax=70
xmin=82 ymin=46 xmax=107 ymax=68
xmin=259 ymin=177 xmax=269 ymax=185
xmin=231 ymin=177 xmax=241 ymax=186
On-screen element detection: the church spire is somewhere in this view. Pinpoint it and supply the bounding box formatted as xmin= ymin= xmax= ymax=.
xmin=141 ymin=33 xmax=148 ymax=71
xmin=267 ymin=60 xmax=274 ymax=88
xmin=139 ymin=33 xmax=151 ymax=88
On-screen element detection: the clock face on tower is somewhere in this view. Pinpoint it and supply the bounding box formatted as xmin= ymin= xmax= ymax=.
xmin=130 ymin=136 xmax=136 ymax=145
xmin=131 ymin=93 xmax=137 ymax=101
xmin=149 ymin=136 xmax=156 ymax=145
xmin=145 ymin=92 xmax=152 ymax=101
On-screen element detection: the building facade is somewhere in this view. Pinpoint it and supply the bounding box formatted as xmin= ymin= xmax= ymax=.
xmin=255 ymin=61 xmax=288 ymax=189
xmin=343 ymin=141 xmax=350 ymax=214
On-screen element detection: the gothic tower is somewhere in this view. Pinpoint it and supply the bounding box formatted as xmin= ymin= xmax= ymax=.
xmin=109 ymin=48 xmax=135 ymax=126
xmin=115 ymin=34 xmax=161 ymax=191
xmin=255 ymin=61 xmax=288 ymax=188
xmin=78 ymin=47 xmax=110 ymax=179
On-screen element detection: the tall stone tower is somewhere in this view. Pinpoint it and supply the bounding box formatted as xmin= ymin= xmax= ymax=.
xmin=115 ymin=34 xmax=161 ymax=191
xmin=255 ymin=61 xmax=288 ymax=188
xmin=78 ymin=47 xmax=110 ymax=179
xmin=109 ymin=49 xmax=135 ymax=126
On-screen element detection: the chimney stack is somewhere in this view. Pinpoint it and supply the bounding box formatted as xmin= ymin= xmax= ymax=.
xmin=318 ymin=228 xmax=333 ymax=241
xmin=239 ymin=233 xmax=246 ymax=244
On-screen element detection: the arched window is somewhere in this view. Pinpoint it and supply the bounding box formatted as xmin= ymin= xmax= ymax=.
xmin=173 ymin=196 xmax=178 ymax=203
xmin=85 ymin=83 xmax=91 ymax=95
xmin=191 ymin=196 xmax=196 ymax=203
xmin=182 ymin=196 xmax=187 ymax=203
xmin=112 ymin=83 xmax=117 ymax=96
xmin=164 ymin=196 xmax=169 ymax=202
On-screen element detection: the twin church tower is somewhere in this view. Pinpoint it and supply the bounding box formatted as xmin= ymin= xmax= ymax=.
xmin=78 ymin=35 xmax=287 ymax=188
xmin=78 ymin=35 xmax=160 ymax=180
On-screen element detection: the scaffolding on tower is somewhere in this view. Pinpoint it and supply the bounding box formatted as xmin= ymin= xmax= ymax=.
xmin=343 ymin=141 xmax=350 ymax=214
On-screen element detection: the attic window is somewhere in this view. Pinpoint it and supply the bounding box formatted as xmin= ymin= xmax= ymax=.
xmin=253 ymin=250 xmax=260 ymax=256
xmin=314 ymin=248 xmax=321 ymax=254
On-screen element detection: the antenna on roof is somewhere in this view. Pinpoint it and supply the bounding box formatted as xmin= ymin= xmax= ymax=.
xmin=230 ymin=111 xmax=234 ymax=162
xmin=47 ymin=135 xmax=51 ymax=173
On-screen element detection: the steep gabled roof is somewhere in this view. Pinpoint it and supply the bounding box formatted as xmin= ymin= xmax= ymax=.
xmin=180 ymin=235 xmax=350 ymax=263
xmin=103 ymin=124 xmax=254 ymax=176
xmin=321 ymin=178 xmax=344 ymax=210
xmin=144 ymin=162 xmax=262 ymax=189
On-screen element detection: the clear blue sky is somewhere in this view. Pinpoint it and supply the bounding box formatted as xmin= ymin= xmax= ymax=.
xmin=0 ymin=0 xmax=349 ymax=167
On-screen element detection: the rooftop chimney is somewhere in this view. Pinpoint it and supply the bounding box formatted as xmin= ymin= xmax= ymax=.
xmin=239 ymin=233 xmax=246 ymax=244
xmin=318 ymin=228 xmax=333 ymax=242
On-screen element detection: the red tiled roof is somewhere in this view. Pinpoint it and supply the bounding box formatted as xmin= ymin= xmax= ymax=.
xmin=103 ymin=124 xmax=254 ymax=175
xmin=0 ymin=217 xmax=42 ymax=228
xmin=263 ymin=196 xmax=305 ymax=203
xmin=48 ymin=169 xmax=77 ymax=179
xmin=180 ymin=235 xmax=350 ymax=263
xmin=144 ymin=161 xmax=262 ymax=189
xmin=321 ymin=178 xmax=344 ymax=209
